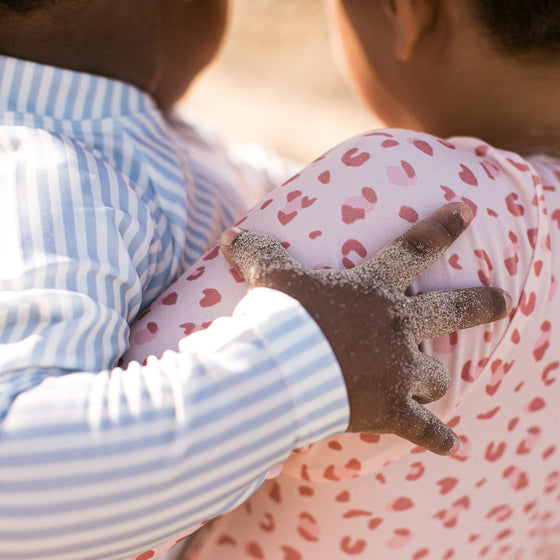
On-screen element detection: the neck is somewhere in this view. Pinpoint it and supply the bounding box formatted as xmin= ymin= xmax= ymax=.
xmin=448 ymin=56 xmax=560 ymax=157
xmin=452 ymin=66 xmax=560 ymax=159
xmin=399 ymin=2 xmax=560 ymax=158
xmin=496 ymin=132 xmax=560 ymax=160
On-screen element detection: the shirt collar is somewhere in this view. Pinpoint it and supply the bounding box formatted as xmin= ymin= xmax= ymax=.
xmin=0 ymin=54 xmax=157 ymax=120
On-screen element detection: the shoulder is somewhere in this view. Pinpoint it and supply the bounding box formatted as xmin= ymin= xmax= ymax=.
xmin=0 ymin=125 xmax=126 ymax=181
xmin=314 ymin=128 xmax=537 ymax=189
xmin=0 ymin=125 xmax=148 ymax=224
xmin=0 ymin=125 xmax=160 ymax=269
xmin=302 ymin=128 xmax=541 ymax=239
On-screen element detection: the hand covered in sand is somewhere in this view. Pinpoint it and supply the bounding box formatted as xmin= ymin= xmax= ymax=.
xmin=220 ymin=203 xmax=512 ymax=455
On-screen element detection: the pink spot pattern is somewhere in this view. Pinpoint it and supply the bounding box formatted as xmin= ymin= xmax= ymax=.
xmin=123 ymin=129 xmax=558 ymax=560
xmin=387 ymin=160 xmax=417 ymax=186
xmin=341 ymin=187 xmax=377 ymax=225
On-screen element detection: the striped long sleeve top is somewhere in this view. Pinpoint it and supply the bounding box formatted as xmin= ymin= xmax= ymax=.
xmin=0 ymin=55 xmax=349 ymax=560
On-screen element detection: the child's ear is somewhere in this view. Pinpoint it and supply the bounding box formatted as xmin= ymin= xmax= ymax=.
xmin=384 ymin=0 xmax=438 ymax=61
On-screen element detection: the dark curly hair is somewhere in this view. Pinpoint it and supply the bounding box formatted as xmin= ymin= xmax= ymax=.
xmin=466 ymin=0 xmax=560 ymax=54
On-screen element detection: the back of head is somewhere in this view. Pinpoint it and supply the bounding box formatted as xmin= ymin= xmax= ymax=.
xmin=0 ymin=0 xmax=230 ymax=110
xmin=466 ymin=0 xmax=560 ymax=56
xmin=0 ymin=0 xmax=161 ymax=103
xmin=0 ymin=0 xmax=53 ymax=13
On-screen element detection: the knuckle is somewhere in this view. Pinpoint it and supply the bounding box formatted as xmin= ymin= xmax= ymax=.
xmin=434 ymin=374 xmax=451 ymax=399
xmin=411 ymin=361 xmax=449 ymax=404
xmin=403 ymin=234 xmax=431 ymax=257
xmin=412 ymin=392 xmax=432 ymax=405
xmin=251 ymin=266 xmax=296 ymax=289
xmin=390 ymin=313 xmax=408 ymax=333
xmin=457 ymin=287 xmax=509 ymax=325
xmin=404 ymin=219 xmax=457 ymax=257
xmin=431 ymin=361 xmax=451 ymax=394
xmin=437 ymin=209 xmax=465 ymax=239
xmin=387 ymin=298 xmax=411 ymax=327
xmin=425 ymin=379 xmax=448 ymax=402
xmin=415 ymin=416 xmax=439 ymax=445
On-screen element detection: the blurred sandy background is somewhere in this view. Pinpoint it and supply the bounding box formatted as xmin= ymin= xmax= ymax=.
xmin=185 ymin=0 xmax=377 ymax=164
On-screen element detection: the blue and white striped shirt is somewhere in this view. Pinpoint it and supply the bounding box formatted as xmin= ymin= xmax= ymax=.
xmin=0 ymin=55 xmax=349 ymax=560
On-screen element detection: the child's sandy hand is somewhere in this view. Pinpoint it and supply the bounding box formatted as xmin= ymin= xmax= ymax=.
xmin=220 ymin=203 xmax=512 ymax=456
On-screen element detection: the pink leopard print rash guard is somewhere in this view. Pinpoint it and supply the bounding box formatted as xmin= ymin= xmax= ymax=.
xmin=124 ymin=129 xmax=560 ymax=560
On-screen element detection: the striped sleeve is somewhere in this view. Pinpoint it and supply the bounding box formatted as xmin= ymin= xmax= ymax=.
xmin=0 ymin=289 xmax=348 ymax=560
xmin=0 ymin=127 xmax=348 ymax=559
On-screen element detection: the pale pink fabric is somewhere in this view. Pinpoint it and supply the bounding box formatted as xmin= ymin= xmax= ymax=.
xmin=125 ymin=129 xmax=560 ymax=560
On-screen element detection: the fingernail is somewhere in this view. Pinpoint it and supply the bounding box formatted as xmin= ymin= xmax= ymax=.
xmin=458 ymin=204 xmax=473 ymax=224
xmin=221 ymin=227 xmax=244 ymax=246
xmin=449 ymin=438 xmax=461 ymax=455
xmin=503 ymin=290 xmax=513 ymax=313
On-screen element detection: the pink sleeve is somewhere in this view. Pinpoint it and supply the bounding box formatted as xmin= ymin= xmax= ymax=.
xmin=124 ymin=128 xmax=544 ymax=481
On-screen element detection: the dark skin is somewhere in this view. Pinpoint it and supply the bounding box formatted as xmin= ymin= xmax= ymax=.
xmin=0 ymin=0 xmax=229 ymax=110
xmin=0 ymin=1 xmax=511 ymax=455
xmin=222 ymin=203 xmax=511 ymax=455
xmin=328 ymin=0 xmax=560 ymax=155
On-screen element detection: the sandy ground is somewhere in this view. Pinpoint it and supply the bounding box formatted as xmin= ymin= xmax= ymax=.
xmin=184 ymin=0 xmax=378 ymax=164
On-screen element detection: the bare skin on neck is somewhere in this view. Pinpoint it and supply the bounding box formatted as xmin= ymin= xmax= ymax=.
xmin=328 ymin=0 xmax=560 ymax=157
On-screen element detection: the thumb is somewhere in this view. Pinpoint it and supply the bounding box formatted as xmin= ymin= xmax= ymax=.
xmin=220 ymin=227 xmax=298 ymax=287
